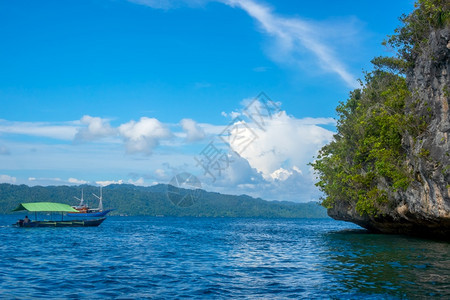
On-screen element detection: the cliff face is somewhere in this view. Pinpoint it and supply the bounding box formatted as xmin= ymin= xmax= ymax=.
xmin=328 ymin=26 xmax=450 ymax=238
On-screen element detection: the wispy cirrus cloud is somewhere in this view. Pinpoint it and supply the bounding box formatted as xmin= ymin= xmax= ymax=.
xmin=223 ymin=0 xmax=359 ymax=87
xmin=127 ymin=0 xmax=359 ymax=87
xmin=0 ymin=119 xmax=77 ymax=140
xmin=128 ymin=0 xmax=209 ymax=9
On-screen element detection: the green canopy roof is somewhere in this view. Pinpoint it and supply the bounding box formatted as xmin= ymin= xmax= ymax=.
xmin=12 ymin=202 xmax=78 ymax=212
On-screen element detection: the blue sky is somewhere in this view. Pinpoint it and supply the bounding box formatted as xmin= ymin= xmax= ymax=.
xmin=0 ymin=0 xmax=414 ymax=202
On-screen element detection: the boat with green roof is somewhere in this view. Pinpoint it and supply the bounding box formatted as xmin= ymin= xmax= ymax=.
xmin=12 ymin=202 xmax=106 ymax=227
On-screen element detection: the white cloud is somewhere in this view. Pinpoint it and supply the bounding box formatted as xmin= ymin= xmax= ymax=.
xmin=68 ymin=177 xmax=89 ymax=185
xmin=270 ymin=167 xmax=293 ymax=181
xmin=212 ymin=152 xmax=264 ymax=186
xmin=0 ymin=174 xmax=16 ymax=184
xmin=180 ymin=118 xmax=206 ymax=142
xmin=74 ymin=115 xmax=116 ymax=142
xmin=27 ymin=177 xmax=64 ymax=186
xmin=129 ymin=0 xmax=359 ymax=88
xmin=201 ymin=158 xmax=324 ymax=202
xmin=127 ymin=0 xmax=359 ymax=86
xmin=96 ymin=180 xmax=124 ymax=186
xmin=224 ymin=0 xmax=358 ymax=87
xmin=128 ymin=0 xmax=210 ymax=9
xmin=128 ymin=0 xmax=173 ymax=9
xmin=128 ymin=177 xmax=146 ymax=186
xmin=226 ymin=110 xmax=333 ymax=180
xmin=119 ymin=117 xmax=172 ymax=155
xmin=220 ymin=111 xmax=241 ymax=119
xmin=200 ymin=100 xmax=334 ymax=201
xmin=0 ymin=100 xmax=333 ymax=202
xmin=155 ymin=168 xmax=166 ymax=179
xmin=0 ymin=119 xmax=77 ymax=140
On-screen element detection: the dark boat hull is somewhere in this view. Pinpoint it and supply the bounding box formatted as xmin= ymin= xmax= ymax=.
xmin=66 ymin=209 xmax=114 ymax=218
xmin=15 ymin=217 xmax=106 ymax=227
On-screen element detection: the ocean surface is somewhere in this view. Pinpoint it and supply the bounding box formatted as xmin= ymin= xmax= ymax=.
xmin=0 ymin=215 xmax=449 ymax=299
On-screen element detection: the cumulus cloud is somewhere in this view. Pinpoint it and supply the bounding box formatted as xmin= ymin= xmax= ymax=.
xmin=68 ymin=177 xmax=89 ymax=185
xmin=210 ymin=152 xmax=264 ymax=186
xmin=119 ymin=117 xmax=172 ymax=155
xmin=264 ymin=168 xmax=322 ymax=202
xmin=199 ymin=99 xmax=334 ymax=201
xmin=200 ymin=154 xmax=324 ymax=202
xmin=96 ymin=180 xmax=124 ymax=186
xmin=180 ymin=118 xmax=206 ymax=142
xmin=198 ymin=151 xmax=323 ymax=202
xmin=128 ymin=177 xmax=146 ymax=186
xmin=0 ymin=174 xmax=16 ymax=184
xmin=224 ymin=110 xmax=333 ymax=180
xmin=74 ymin=115 xmax=116 ymax=142
xmin=270 ymin=167 xmax=294 ymax=181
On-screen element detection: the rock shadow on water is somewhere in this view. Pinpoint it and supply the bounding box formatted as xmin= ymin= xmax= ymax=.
xmin=319 ymin=224 xmax=450 ymax=299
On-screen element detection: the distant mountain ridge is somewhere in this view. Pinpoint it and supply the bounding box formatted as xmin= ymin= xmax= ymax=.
xmin=0 ymin=183 xmax=328 ymax=218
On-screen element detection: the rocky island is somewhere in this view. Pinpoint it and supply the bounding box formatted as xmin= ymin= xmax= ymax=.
xmin=312 ymin=0 xmax=449 ymax=238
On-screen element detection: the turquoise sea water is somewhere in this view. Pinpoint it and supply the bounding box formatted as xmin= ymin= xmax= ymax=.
xmin=0 ymin=215 xmax=448 ymax=299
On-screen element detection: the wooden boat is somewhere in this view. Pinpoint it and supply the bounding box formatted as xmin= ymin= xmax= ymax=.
xmin=15 ymin=218 xmax=106 ymax=227
xmin=12 ymin=202 xmax=106 ymax=227
xmin=67 ymin=187 xmax=114 ymax=218
xmin=67 ymin=210 xmax=113 ymax=218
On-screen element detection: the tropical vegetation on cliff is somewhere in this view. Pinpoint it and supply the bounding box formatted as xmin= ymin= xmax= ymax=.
xmin=311 ymin=0 xmax=449 ymax=216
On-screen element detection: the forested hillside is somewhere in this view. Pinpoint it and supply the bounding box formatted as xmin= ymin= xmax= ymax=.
xmin=0 ymin=183 xmax=327 ymax=218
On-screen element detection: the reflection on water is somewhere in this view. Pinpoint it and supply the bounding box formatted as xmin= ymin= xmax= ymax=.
xmin=0 ymin=215 xmax=448 ymax=298
xmin=321 ymin=229 xmax=450 ymax=298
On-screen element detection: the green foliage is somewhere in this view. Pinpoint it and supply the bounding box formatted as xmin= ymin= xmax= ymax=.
xmin=384 ymin=0 xmax=450 ymax=64
xmin=419 ymin=148 xmax=431 ymax=158
xmin=0 ymin=184 xmax=328 ymax=218
xmin=310 ymin=0 xmax=448 ymax=217
xmin=371 ymin=56 xmax=409 ymax=74
xmin=310 ymin=70 xmax=412 ymax=216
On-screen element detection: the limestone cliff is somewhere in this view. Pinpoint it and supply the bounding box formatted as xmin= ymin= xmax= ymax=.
xmin=328 ymin=26 xmax=450 ymax=238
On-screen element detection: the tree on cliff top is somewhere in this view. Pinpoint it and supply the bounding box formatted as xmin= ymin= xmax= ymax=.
xmin=310 ymin=0 xmax=449 ymax=216
xmin=386 ymin=0 xmax=449 ymax=64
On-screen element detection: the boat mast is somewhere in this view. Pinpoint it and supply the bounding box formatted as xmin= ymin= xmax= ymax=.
xmin=74 ymin=188 xmax=85 ymax=207
xmin=92 ymin=186 xmax=103 ymax=211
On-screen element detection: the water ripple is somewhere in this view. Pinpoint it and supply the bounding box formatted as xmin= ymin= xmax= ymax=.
xmin=0 ymin=216 xmax=449 ymax=298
